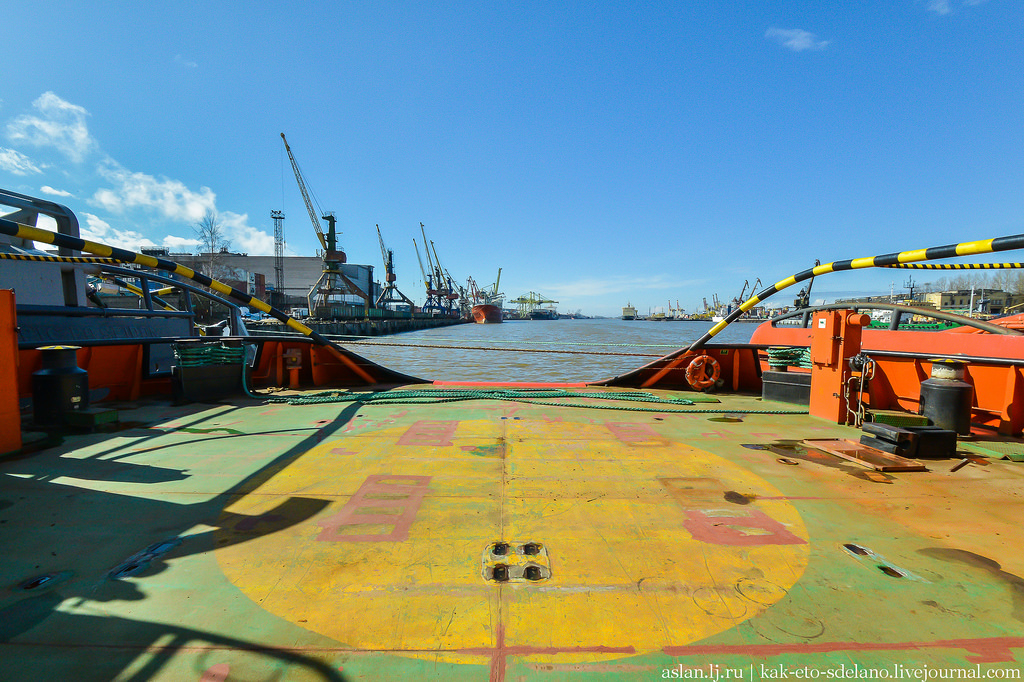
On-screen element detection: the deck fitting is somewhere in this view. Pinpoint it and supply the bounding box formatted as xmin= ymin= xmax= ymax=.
xmin=878 ymin=565 xmax=905 ymax=578
xmin=16 ymin=570 xmax=73 ymax=593
xmin=483 ymin=541 xmax=552 ymax=583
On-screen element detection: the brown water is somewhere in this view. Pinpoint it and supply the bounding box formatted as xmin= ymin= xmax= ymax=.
xmin=337 ymin=318 xmax=757 ymax=383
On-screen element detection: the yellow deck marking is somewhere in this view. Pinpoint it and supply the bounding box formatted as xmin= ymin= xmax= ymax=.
xmin=216 ymin=417 xmax=809 ymax=664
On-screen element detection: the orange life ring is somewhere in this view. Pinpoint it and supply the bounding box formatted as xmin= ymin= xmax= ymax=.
xmin=686 ymin=354 xmax=721 ymax=391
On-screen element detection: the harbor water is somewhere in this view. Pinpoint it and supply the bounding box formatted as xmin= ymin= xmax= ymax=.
xmin=336 ymin=318 xmax=757 ymax=383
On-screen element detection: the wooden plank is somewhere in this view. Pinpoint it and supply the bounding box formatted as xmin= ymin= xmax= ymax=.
xmin=803 ymin=438 xmax=928 ymax=472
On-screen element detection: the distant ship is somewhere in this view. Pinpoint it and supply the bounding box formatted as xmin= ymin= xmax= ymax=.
xmin=622 ymin=302 xmax=637 ymax=320
xmin=529 ymin=307 xmax=559 ymax=320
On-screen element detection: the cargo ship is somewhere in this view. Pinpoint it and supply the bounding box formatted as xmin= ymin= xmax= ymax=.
xmin=468 ymin=270 xmax=503 ymax=323
xmin=3 ymin=188 xmax=1024 ymax=680
xmin=621 ymin=302 xmax=637 ymax=320
xmin=528 ymin=306 xmax=559 ymax=320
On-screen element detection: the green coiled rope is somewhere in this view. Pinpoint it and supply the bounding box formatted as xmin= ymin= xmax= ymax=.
xmin=174 ymin=341 xmax=261 ymax=399
xmin=174 ymin=343 xmax=246 ymax=367
xmin=766 ymin=346 xmax=812 ymax=369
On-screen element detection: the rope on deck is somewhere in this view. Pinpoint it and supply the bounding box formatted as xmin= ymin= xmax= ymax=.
xmin=266 ymin=388 xmax=809 ymax=414
xmin=174 ymin=343 xmax=246 ymax=366
xmin=334 ymin=340 xmax=664 ymax=358
xmin=766 ymin=346 xmax=812 ymax=369
xmin=331 ymin=335 xmax=687 ymax=349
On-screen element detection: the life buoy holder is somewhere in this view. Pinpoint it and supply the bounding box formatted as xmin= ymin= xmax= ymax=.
xmin=686 ymin=354 xmax=721 ymax=391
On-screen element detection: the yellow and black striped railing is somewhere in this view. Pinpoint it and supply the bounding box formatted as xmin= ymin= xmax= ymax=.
xmin=0 ymin=216 xmax=333 ymax=348
xmin=688 ymin=234 xmax=1024 ymax=351
xmin=881 ymin=262 xmax=1024 ymax=270
xmin=0 ymin=252 xmax=118 ymax=264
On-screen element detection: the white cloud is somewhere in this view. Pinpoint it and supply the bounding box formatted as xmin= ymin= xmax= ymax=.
xmin=927 ymin=0 xmax=952 ymax=13
xmin=6 ymin=92 xmax=96 ymax=163
xmin=174 ymin=54 xmax=198 ymax=68
xmin=0 ymin=147 xmax=42 ymax=175
xmin=92 ymin=157 xmax=217 ymax=222
xmin=80 ymin=211 xmax=203 ymax=253
xmin=40 ymin=185 xmax=73 ymax=197
xmin=5 ymin=92 xmax=270 ymax=258
xmin=163 ymin=234 xmax=202 ymax=251
xmin=80 ymin=212 xmax=156 ymax=251
xmin=219 ymin=211 xmax=276 ymax=256
xmin=765 ymin=28 xmax=829 ymax=52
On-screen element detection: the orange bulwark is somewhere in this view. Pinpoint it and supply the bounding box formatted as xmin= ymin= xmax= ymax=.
xmin=0 ymin=290 xmax=21 ymax=453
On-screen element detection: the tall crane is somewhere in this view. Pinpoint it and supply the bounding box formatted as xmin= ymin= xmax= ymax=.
xmin=413 ymin=237 xmax=442 ymax=314
xmin=270 ymin=210 xmax=285 ymax=307
xmin=375 ymin=224 xmax=413 ymax=312
xmin=485 ymin=268 xmax=503 ymax=304
xmin=280 ymin=132 xmax=369 ymax=318
xmin=420 ymin=223 xmax=459 ymax=316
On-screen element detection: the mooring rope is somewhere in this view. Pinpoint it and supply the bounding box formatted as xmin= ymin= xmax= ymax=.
xmin=333 ymin=339 xmax=664 ymax=358
xmin=329 ymin=334 xmax=686 ymax=349
xmin=265 ymin=388 xmax=809 ymax=414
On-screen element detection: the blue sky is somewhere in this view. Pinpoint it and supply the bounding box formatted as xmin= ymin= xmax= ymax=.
xmin=2 ymin=1 xmax=1022 ymax=316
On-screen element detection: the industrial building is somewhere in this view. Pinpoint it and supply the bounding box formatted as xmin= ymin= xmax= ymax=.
xmin=921 ymin=289 xmax=1024 ymax=317
xmin=144 ymin=249 xmax=379 ymax=314
xmin=836 ymin=289 xmax=1024 ymax=317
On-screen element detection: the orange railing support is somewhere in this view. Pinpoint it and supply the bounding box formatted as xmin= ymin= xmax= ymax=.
xmin=0 ymin=290 xmax=22 ymax=454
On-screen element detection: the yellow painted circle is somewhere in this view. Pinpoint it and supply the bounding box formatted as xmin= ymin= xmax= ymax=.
xmin=216 ymin=417 xmax=809 ymax=664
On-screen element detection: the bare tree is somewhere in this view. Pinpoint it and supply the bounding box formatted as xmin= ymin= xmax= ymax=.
xmin=193 ymin=211 xmax=231 ymax=278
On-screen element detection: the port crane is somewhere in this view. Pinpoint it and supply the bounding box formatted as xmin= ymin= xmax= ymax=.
xmin=469 ymin=268 xmax=503 ymax=307
xmin=413 ymin=223 xmax=459 ymax=316
xmin=510 ymin=292 xmax=557 ymax=318
xmin=412 ymin=237 xmax=442 ymax=314
xmin=424 ymin=224 xmax=460 ymax=315
xmin=280 ymin=132 xmax=369 ymax=318
xmin=486 ymin=268 xmax=503 ymax=304
xmin=375 ymin=225 xmax=413 ymax=312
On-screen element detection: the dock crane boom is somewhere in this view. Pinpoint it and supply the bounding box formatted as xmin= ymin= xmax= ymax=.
xmin=280 ymin=132 xmax=369 ymax=317
xmin=280 ymin=133 xmax=333 ymax=255
xmin=413 ymin=238 xmax=429 ymax=284
xmin=413 ymin=234 xmax=443 ymax=314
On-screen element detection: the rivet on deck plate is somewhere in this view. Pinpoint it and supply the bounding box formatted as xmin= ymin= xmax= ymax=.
xmin=843 ymin=543 xmax=870 ymax=556
xmin=521 ymin=542 xmax=540 ymax=556
xmin=492 ymin=565 xmax=509 ymax=582
xmin=19 ymin=575 xmax=53 ymax=591
xmin=878 ymin=565 xmax=905 ymax=578
xmin=524 ymin=565 xmax=542 ymax=581
xmin=110 ymin=562 xmax=145 ymax=579
xmin=492 ymin=542 xmax=509 ymax=556
xmin=15 ymin=570 xmax=72 ymax=593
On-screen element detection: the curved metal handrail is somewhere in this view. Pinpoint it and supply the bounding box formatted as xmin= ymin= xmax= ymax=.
xmin=769 ymin=302 xmax=1021 ymax=336
xmin=96 ymin=264 xmax=248 ymax=336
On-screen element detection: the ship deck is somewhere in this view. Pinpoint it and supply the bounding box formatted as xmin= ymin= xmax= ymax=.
xmin=3 ymin=385 xmax=1024 ymax=680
